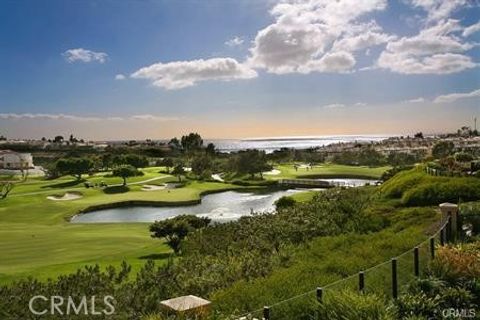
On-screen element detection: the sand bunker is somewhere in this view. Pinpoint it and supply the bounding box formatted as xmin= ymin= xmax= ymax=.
xmin=47 ymin=192 xmax=83 ymax=201
xmin=211 ymin=174 xmax=224 ymax=182
xmin=263 ymin=169 xmax=281 ymax=175
xmin=141 ymin=184 xmax=166 ymax=191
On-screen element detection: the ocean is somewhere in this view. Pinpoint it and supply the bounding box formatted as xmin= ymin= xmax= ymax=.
xmin=207 ymin=135 xmax=391 ymax=153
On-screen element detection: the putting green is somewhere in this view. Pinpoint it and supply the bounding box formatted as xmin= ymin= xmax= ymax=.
xmin=267 ymin=163 xmax=390 ymax=180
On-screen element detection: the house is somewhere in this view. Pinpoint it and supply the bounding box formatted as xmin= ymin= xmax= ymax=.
xmin=0 ymin=150 xmax=34 ymax=169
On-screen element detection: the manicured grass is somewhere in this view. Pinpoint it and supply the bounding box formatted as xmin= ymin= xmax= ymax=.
xmin=0 ymin=164 xmax=388 ymax=283
xmin=266 ymin=163 xmax=390 ymax=180
xmin=289 ymin=190 xmax=320 ymax=202
xmin=0 ymin=168 xmax=241 ymax=283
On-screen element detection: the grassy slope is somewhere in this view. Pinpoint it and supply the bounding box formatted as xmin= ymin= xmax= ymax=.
xmin=0 ymin=167 xmax=240 ymax=283
xmin=212 ymin=206 xmax=439 ymax=317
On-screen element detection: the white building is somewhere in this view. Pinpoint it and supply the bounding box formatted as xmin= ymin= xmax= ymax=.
xmin=0 ymin=150 xmax=34 ymax=169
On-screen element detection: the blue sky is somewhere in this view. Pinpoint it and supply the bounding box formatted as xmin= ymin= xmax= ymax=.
xmin=0 ymin=0 xmax=479 ymax=139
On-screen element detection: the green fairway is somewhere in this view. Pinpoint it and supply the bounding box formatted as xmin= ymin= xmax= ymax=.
xmin=289 ymin=190 xmax=319 ymax=202
xmin=266 ymin=163 xmax=390 ymax=180
xmin=0 ymin=164 xmax=389 ymax=283
xmin=0 ymin=167 xmax=241 ymax=283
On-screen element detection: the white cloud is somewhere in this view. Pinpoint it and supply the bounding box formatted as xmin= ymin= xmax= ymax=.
xmin=331 ymin=21 xmax=396 ymax=53
xmin=131 ymin=57 xmax=257 ymax=90
xmin=0 ymin=113 xmax=178 ymax=122
xmin=300 ymin=51 xmax=356 ymax=73
xmin=247 ymin=0 xmax=389 ymax=74
xmin=463 ymin=22 xmax=480 ymax=37
xmin=377 ymin=19 xmax=478 ymax=74
xmin=404 ymin=97 xmax=425 ymax=103
xmin=130 ymin=114 xmax=179 ymax=121
xmin=354 ymin=102 xmax=368 ymax=107
xmin=62 ymin=48 xmax=108 ymax=63
xmin=433 ymin=88 xmax=480 ymax=103
xmin=225 ymin=36 xmax=244 ymax=47
xmin=115 ymin=74 xmax=126 ymax=80
xmin=322 ymin=103 xmax=346 ymax=109
xmin=323 ymin=102 xmax=368 ymax=108
xmin=0 ymin=113 xmax=102 ymax=121
xmin=409 ymin=0 xmax=467 ymax=23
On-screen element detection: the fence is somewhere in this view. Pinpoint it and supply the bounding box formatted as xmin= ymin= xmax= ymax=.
xmin=236 ymin=204 xmax=472 ymax=320
xmin=423 ymin=166 xmax=468 ymax=177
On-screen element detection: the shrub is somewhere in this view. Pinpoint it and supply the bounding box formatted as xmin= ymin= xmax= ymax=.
xmin=429 ymin=243 xmax=480 ymax=284
xmin=314 ymin=290 xmax=396 ymax=320
xmin=401 ymin=179 xmax=480 ymax=206
xmin=275 ymin=196 xmax=296 ymax=209
xmin=395 ymin=292 xmax=440 ymax=319
xmin=460 ymin=201 xmax=480 ymax=236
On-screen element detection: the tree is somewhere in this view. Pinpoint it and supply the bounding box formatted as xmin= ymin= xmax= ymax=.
xmin=168 ymin=137 xmax=181 ymax=149
xmin=414 ymin=132 xmax=424 ymax=139
xmin=158 ymin=158 xmax=174 ymax=173
xmin=112 ymin=165 xmax=140 ymax=186
xmin=101 ymin=153 xmax=113 ymax=170
xmin=205 ymin=143 xmax=216 ymax=155
xmin=0 ymin=182 xmax=14 ymax=199
xmin=191 ymin=155 xmax=213 ymax=177
xmin=181 ymin=133 xmax=203 ymax=152
xmin=55 ymin=157 xmax=93 ymax=180
xmin=455 ymin=152 xmax=474 ymax=163
xmin=69 ymin=134 xmax=78 ymax=143
xmin=53 ymin=135 xmax=64 ymax=143
xmin=432 ymin=141 xmax=455 ymax=159
xmin=149 ymin=215 xmax=210 ymax=254
xmin=171 ymin=164 xmax=186 ymax=182
xmin=235 ymin=150 xmax=272 ymax=178
xmin=124 ymin=155 xmax=149 ymax=168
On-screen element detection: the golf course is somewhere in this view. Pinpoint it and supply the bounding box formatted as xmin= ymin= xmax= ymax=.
xmin=0 ymin=163 xmax=388 ymax=283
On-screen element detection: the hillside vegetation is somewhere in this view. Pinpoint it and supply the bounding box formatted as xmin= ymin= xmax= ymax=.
xmin=381 ymin=167 xmax=480 ymax=206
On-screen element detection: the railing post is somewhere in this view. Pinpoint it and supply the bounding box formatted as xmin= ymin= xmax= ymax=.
xmin=316 ymin=287 xmax=323 ymax=303
xmin=430 ymin=237 xmax=435 ymax=259
xmin=440 ymin=227 xmax=445 ymax=246
xmin=391 ymin=258 xmax=398 ymax=299
xmin=446 ymin=216 xmax=452 ymax=243
xmin=414 ymin=247 xmax=419 ymax=277
xmin=263 ymin=306 xmax=270 ymax=320
xmin=439 ymin=203 xmax=459 ymax=242
xmin=359 ymin=271 xmax=365 ymax=293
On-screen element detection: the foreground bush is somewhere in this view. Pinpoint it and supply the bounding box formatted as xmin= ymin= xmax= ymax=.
xmin=429 ymin=242 xmax=480 ymax=284
xmin=314 ymin=290 xmax=395 ymax=320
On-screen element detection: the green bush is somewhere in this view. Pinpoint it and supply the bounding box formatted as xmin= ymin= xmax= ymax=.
xmin=395 ymin=292 xmax=439 ymax=319
xmin=275 ymin=196 xmax=296 ymax=209
xmin=314 ymin=290 xmax=396 ymax=320
xmin=402 ymin=180 xmax=480 ymax=206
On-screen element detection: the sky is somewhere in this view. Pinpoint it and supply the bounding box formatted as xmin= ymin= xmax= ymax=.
xmin=0 ymin=0 xmax=479 ymax=140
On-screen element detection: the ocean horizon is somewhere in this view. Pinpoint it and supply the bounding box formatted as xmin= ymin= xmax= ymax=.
xmin=104 ymin=134 xmax=397 ymax=152
xmin=207 ymin=134 xmax=394 ymax=152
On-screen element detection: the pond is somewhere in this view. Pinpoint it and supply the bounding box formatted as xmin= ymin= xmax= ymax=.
xmin=71 ymin=178 xmax=376 ymax=223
